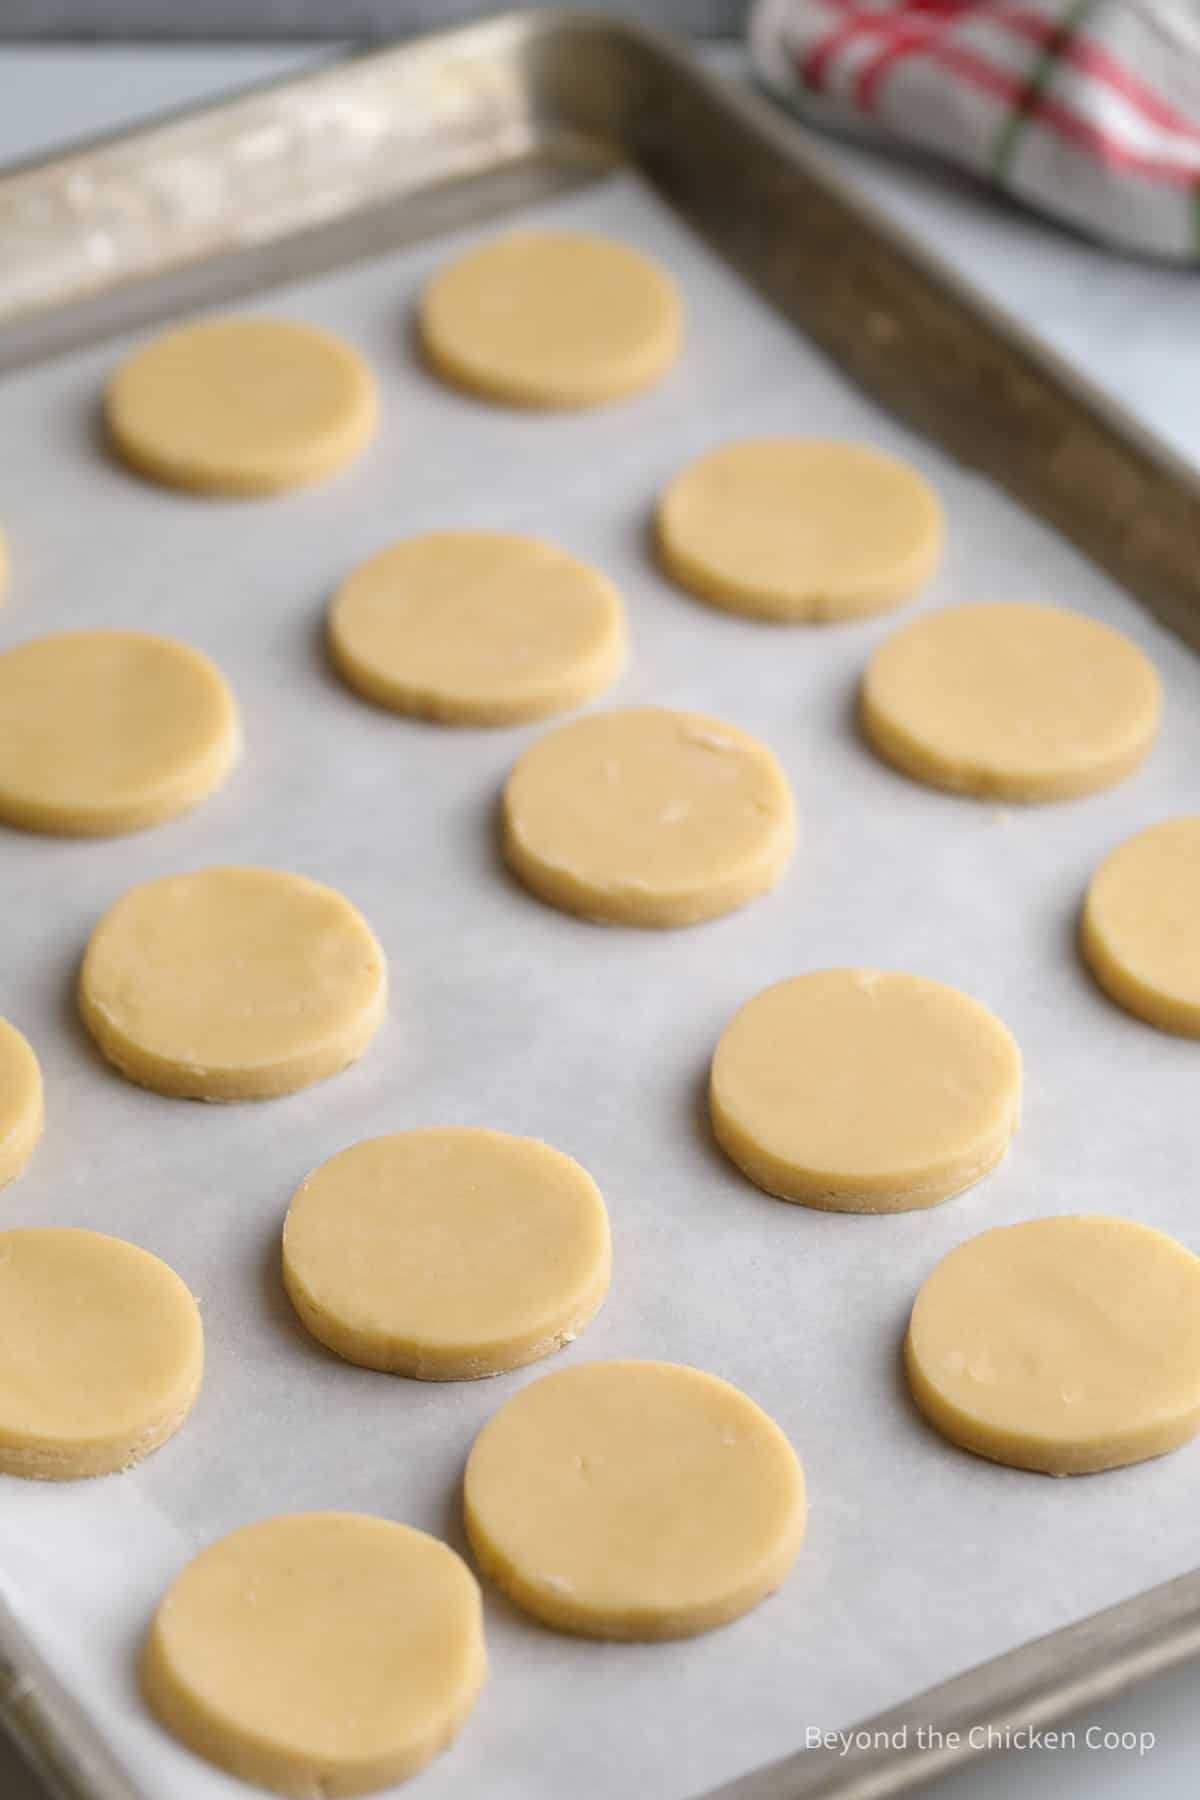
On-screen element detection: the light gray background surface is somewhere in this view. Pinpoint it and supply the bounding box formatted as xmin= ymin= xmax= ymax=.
xmin=1 ymin=36 xmax=1199 ymax=1800
xmin=1 ymin=1 xmax=749 ymax=41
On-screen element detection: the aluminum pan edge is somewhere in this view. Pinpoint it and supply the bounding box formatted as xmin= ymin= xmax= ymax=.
xmin=699 ymin=1566 xmax=1200 ymax=1800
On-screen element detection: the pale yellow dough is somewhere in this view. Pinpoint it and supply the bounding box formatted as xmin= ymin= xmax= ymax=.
xmin=1081 ymin=817 xmax=1200 ymax=1036
xmin=80 ymin=866 xmax=386 ymax=1101
xmin=329 ymin=531 xmax=626 ymax=725
xmin=711 ymin=970 xmax=1021 ymax=1212
xmin=656 ymin=437 xmax=943 ymax=621
xmin=142 ymin=1512 xmax=485 ymax=1797
xmin=107 ymin=318 xmax=377 ymax=495
xmin=0 ymin=630 xmax=238 ymax=835
xmin=0 ymin=1228 xmax=202 ymax=1480
xmin=862 ymin=602 xmax=1161 ymax=800
xmin=0 ymin=1020 xmax=43 ymax=1188
xmin=283 ymin=1128 xmax=611 ymax=1379
xmin=906 ymin=1216 xmax=1200 ymax=1475
xmin=464 ymin=1360 xmax=805 ymax=1640
xmin=419 ymin=231 xmax=681 ymax=409
xmin=503 ymin=705 xmax=795 ymax=927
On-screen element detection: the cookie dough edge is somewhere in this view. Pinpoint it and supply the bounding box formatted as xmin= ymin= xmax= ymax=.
xmin=105 ymin=330 xmax=378 ymax=497
xmin=77 ymin=904 xmax=388 ymax=1102
xmin=0 ymin=1022 xmax=44 ymax=1188
xmin=709 ymin=1079 xmax=1019 ymax=1211
xmin=462 ymin=1367 xmax=807 ymax=1640
xmin=464 ymin=1483 xmax=804 ymax=1640
xmin=418 ymin=314 xmax=678 ymax=411
xmin=1079 ymin=882 xmax=1200 ymax=1038
xmin=860 ymin=647 xmax=1161 ymax=803
xmin=708 ymin=989 xmax=1022 ymax=1212
xmin=657 ymin=499 xmax=943 ymax=624
xmin=0 ymin=1243 xmax=203 ymax=1481
xmin=0 ymin=671 xmax=241 ymax=838
xmin=281 ymin=1216 xmax=612 ymax=1380
xmin=903 ymin=1307 xmax=1200 ymax=1476
xmin=327 ymin=590 xmax=628 ymax=727
xmin=140 ymin=1529 xmax=487 ymax=1797
xmin=502 ymin=814 xmax=795 ymax=927
xmin=501 ymin=743 xmax=796 ymax=929
xmin=416 ymin=255 xmax=682 ymax=412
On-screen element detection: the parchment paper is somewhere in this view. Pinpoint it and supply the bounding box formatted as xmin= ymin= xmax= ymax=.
xmin=2 ymin=169 xmax=1199 ymax=1800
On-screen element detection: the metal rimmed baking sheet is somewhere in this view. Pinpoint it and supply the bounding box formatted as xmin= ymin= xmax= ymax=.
xmin=2 ymin=15 xmax=1200 ymax=1800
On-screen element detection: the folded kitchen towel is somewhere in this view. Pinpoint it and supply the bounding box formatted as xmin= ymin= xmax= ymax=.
xmin=751 ymin=0 xmax=1200 ymax=259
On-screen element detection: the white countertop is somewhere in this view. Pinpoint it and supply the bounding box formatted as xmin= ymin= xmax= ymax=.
xmin=1 ymin=37 xmax=1197 ymax=1800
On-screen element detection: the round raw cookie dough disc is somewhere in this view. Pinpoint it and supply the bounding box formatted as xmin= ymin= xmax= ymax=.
xmin=329 ymin=531 xmax=627 ymax=725
xmin=464 ymin=1360 xmax=805 ymax=1639
xmin=711 ymin=970 xmax=1021 ymax=1212
xmin=80 ymin=866 xmax=386 ymax=1101
xmin=107 ymin=317 xmax=377 ymax=495
xmin=906 ymin=1216 xmax=1200 ymax=1475
xmin=1081 ymin=817 xmax=1200 ymax=1036
xmin=0 ymin=1019 xmax=43 ymax=1188
xmin=862 ymin=602 xmax=1161 ymax=801
xmin=0 ymin=630 xmax=239 ymax=835
xmin=656 ymin=438 xmax=943 ymax=621
xmin=0 ymin=1228 xmax=202 ymax=1480
xmin=419 ymin=231 xmax=681 ymax=408
xmin=283 ymin=1127 xmax=611 ymax=1378
xmin=142 ymin=1513 xmax=485 ymax=1796
xmin=503 ymin=705 xmax=795 ymax=927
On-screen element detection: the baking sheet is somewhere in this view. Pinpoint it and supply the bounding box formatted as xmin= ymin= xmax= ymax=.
xmin=2 ymin=166 xmax=1200 ymax=1800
